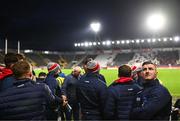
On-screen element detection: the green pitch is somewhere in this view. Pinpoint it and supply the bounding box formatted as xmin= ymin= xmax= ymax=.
xmin=35 ymin=68 xmax=180 ymax=96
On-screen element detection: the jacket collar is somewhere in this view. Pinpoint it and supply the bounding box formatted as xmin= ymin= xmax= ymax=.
xmin=13 ymin=78 xmax=34 ymax=86
xmin=115 ymin=77 xmax=133 ymax=83
xmin=143 ymin=78 xmax=160 ymax=88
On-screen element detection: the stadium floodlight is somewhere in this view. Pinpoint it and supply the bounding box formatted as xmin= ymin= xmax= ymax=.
xmin=163 ymin=38 xmax=167 ymax=42
xmin=81 ymin=43 xmax=84 ymax=46
xmin=44 ymin=51 xmax=49 ymax=54
xmin=77 ymin=43 xmax=81 ymax=46
xmin=88 ymin=42 xmax=92 ymax=46
xmin=152 ymin=38 xmax=156 ymax=42
xmin=98 ymin=42 xmax=101 ymax=45
xmin=121 ymin=40 xmax=125 ymax=44
xmin=93 ymin=42 xmax=97 ymax=46
xmin=136 ymin=39 xmax=140 ymax=43
xmin=147 ymin=39 xmax=151 ymax=43
xmin=74 ymin=43 xmax=78 ymax=47
xmin=24 ymin=49 xmax=33 ymax=53
xmin=106 ymin=40 xmax=111 ymax=46
xmin=90 ymin=22 xmax=101 ymax=33
xmin=84 ymin=42 xmax=89 ymax=47
xmin=141 ymin=39 xmax=145 ymax=43
xmin=158 ymin=38 xmax=161 ymax=41
xmin=112 ymin=41 xmax=115 ymax=44
xmin=126 ymin=40 xmax=130 ymax=44
xmin=117 ymin=40 xmax=120 ymax=44
xmin=174 ymin=36 xmax=180 ymax=42
xmin=102 ymin=41 xmax=106 ymax=45
xmin=146 ymin=13 xmax=166 ymax=32
xmin=169 ymin=37 xmax=173 ymax=41
xmin=131 ymin=40 xmax=135 ymax=43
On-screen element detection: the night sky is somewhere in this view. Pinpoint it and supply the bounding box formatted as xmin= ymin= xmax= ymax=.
xmin=0 ymin=0 xmax=180 ymax=51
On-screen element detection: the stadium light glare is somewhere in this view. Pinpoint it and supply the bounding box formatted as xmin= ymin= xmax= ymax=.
xmin=131 ymin=40 xmax=135 ymax=43
xmin=169 ymin=37 xmax=173 ymax=41
xmin=163 ymin=38 xmax=167 ymax=42
xmin=174 ymin=36 xmax=180 ymax=41
xmin=88 ymin=42 xmax=92 ymax=46
xmin=136 ymin=39 xmax=140 ymax=43
xmin=84 ymin=42 xmax=89 ymax=47
xmin=81 ymin=43 xmax=84 ymax=46
xmin=141 ymin=39 xmax=144 ymax=43
xmin=121 ymin=40 xmax=125 ymax=44
xmin=158 ymin=38 xmax=161 ymax=41
xmin=90 ymin=22 xmax=101 ymax=33
xmin=112 ymin=41 xmax=115 ymax=44
xmin=93 ymin=42 xmax=97 ymax=46
xmin=74 ymin=43 xmax=78 ymax=47
xmin=106 ymin=40 xmax=111 ymax=46
xmin=44 ymin=51 xmax=49 ymax=54
xmin=102 ymin=41 xmax=106 ymax=45
xmin=126 ymin=40 xmax=130 ymax=44
xmin=24 ymin=49 xmax=33 ymax=53
xmin=117 ymin=41 xmax=120 ymax=44
xmin=146 ymin=13 xmax=166 ymax=32
xmin=98 ymin=42 xmax=101 ymax=45
xmin=147 ymin=39 xmax=151 ymax=43
xmin=77 ymin=43 xmax=81 ymax=46
xmin=152 ymin=38 xmax=156 ymax=42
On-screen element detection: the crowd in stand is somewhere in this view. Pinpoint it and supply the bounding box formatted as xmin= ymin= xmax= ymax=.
xmin=0 ymin=52 xmax=179 ymax=121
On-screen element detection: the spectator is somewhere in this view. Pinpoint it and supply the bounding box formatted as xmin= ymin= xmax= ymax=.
xmin=44 ymin=62 xmax=65 ymax=120
xmin=36 ymin=72 xmax=47 ymax=83
xmin=104 ymin=64 xmax=142 ymax=120
xmin=131 ymin=65 xmax=144 ymax=87
xmin=61 ymin=66 xmax=82 ymax=120
xmin=0 ymin=60 xmax=62 ymax=120
xmin=15 ymin=53 xmax=26 ymax=61
xmin=0 ymin=53 xmax=19 ymax=91
xmin=82 ymin=58 xmax=106 ymax=83
xmin=131 ymin=61 xmax=172 ymax=120
xmin=77 ymin=60 xmax=107 ymax=120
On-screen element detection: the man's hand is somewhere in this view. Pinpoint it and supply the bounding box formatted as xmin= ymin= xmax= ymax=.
xmin=62 ymin=95 xmax=68 ymax=106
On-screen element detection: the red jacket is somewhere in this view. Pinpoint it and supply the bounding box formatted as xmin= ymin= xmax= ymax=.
xmin=0 ymin=67 xmax=13 ymax=80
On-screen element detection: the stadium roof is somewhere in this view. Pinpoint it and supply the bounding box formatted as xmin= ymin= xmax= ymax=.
xmin=0 ymin=0 xmax=180 ymax=51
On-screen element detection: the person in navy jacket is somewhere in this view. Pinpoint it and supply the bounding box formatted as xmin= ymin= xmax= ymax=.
xmin=0 ymin=60 xmax=62 ymax=120
xmin=77 ymin=60 xmax=107 ymax=120
xmin=61 ymin=66 xmax=82 ymax=120
xmin=131 ymin=61 xmax=172 ymax=120
xmin=104 ymin=64 xmax=142 ymax=120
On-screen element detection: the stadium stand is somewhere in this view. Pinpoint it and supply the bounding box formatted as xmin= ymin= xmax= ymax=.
xmin=113 ymin=52 xmax=134 ymax=66
xmin=25 ymin=53 xmax=47 ymax=66
xmin=94 ymin=53 xmax=117 ymax=68
xmin=157 ymin=50 xmax=179 ymax=66
xmin=128 ymin=50 xmax=159 ymax=66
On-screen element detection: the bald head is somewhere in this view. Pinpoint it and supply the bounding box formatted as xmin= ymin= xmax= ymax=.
xmin=72 ymin=66 xmax=81 ymax=77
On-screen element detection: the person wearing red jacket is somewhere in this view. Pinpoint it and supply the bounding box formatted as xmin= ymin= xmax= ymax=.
xmin=0 ymin=53 xmax=19 ymax=91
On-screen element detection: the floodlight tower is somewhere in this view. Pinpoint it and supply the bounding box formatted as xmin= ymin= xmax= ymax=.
xmin=146 ymin=13 xmax=166 ymax=36
xmin=90 ymin=22 xmax=101 ymax=42
xmin=145 ymin=13 xmax=167 ymax=49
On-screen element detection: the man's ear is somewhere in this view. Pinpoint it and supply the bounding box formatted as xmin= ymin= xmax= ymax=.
xmin=27 ymin=71 xmax=33 ymax=79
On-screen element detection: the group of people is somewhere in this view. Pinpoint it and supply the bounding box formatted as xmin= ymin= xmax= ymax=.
xmin=0 ymin=52 xmax=176 ymax=120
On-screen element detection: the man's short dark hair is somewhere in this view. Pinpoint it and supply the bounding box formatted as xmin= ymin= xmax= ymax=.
xmin=118 ymin=65 xmax=132 ymax=77
xmin=4 ymin=53 xmax=19 ymax=68
xmin=16 ymin=53 xmax=26 ymax=61
xmin=12 ymin=61 xmax=31 ymax=79
xmin=38 ymin=72 xmax=47 ymax=78
xmin=142 ymin=61 xmax=156 ymax=66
